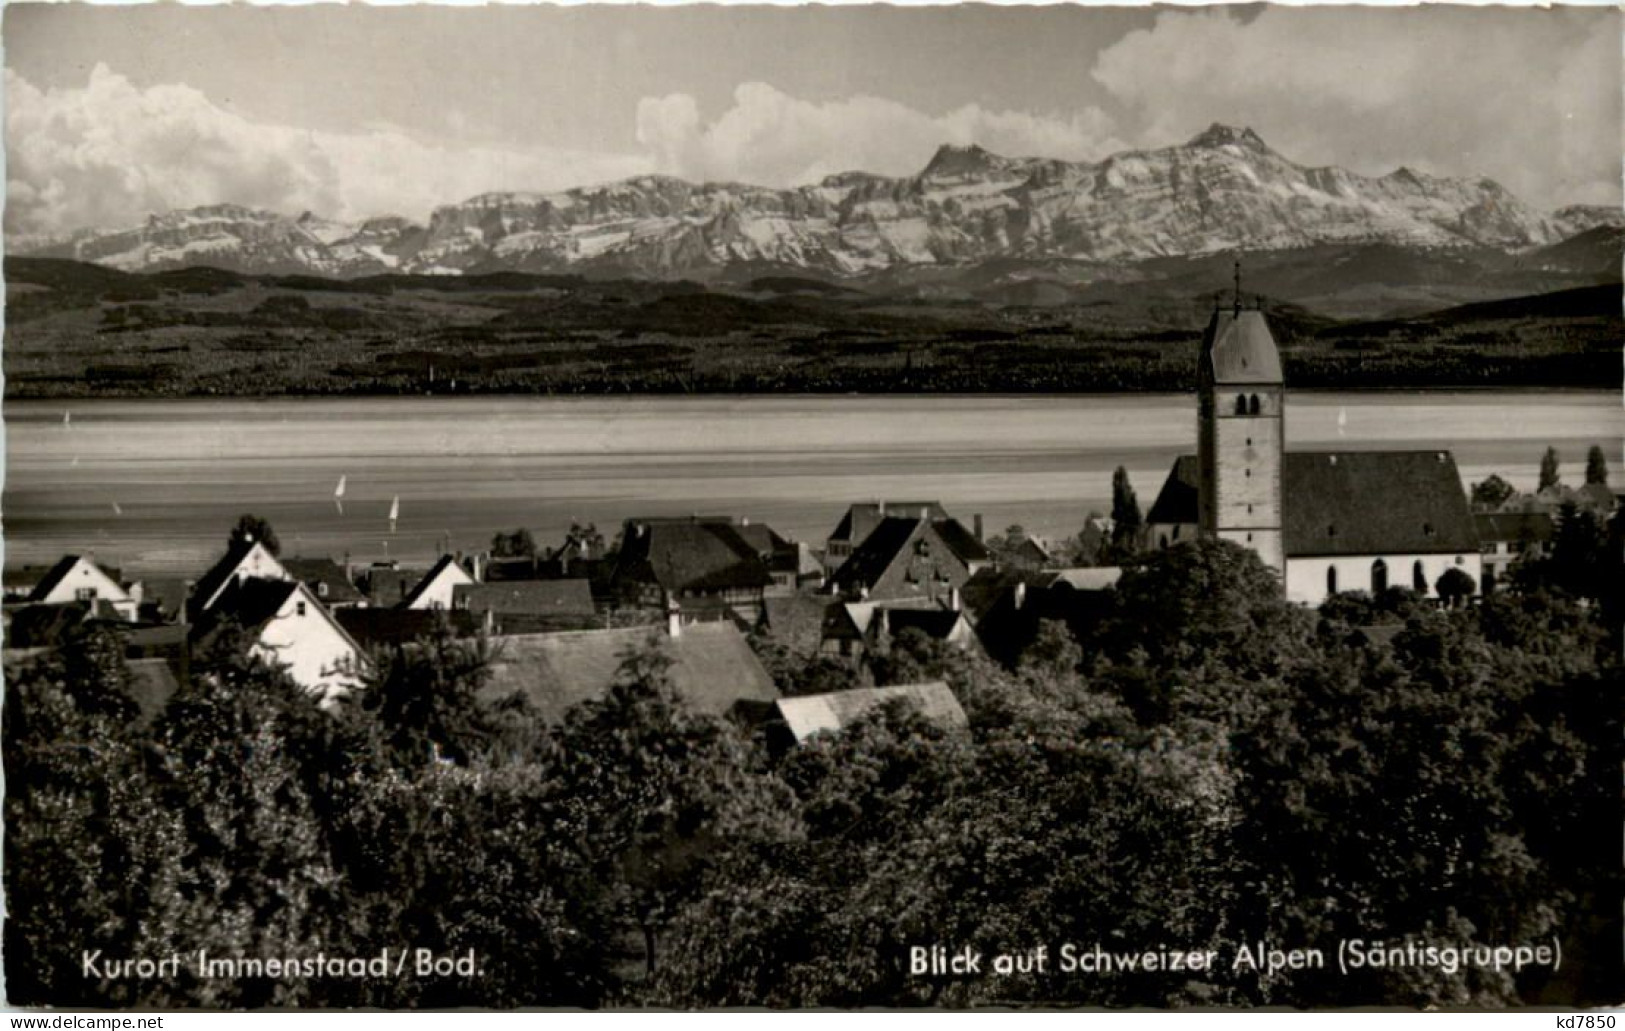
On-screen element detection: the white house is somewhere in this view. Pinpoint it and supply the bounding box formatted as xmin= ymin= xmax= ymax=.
xmin=26 ymin=555 xmax=139 ymax=621
xmin=191 ymin=538 xmax=290 ymax=616
xmin=401 ymin=555 xmax=476 ymax=610
xmin=202 ymin=576 xmax=367 ymax=706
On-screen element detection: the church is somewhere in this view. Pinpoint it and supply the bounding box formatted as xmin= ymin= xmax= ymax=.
xmin=1144 ymin=294 xmax=1481 ymax=606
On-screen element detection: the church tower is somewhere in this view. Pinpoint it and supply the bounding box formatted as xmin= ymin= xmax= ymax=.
xmin=1197 ymin=266 xmax=1285 ymax=574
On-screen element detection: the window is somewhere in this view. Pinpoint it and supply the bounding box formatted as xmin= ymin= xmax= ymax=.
xmin=296 ymin=601 xmax=307 ymax=617
xmin=1235 ymin=395 xmax=1248 ymax=415
xmin=1371 ymin=558 xmax=1389 ymax=593
xmin=317 ymin=582 xmax=329 ymax=598
xmin=1413 ymin=560 xmax=1427 ymax=593
xmin=1326 ymin=566 xmax=1338 ymax=595
xmin=1249 ymin=394 xmax=1261 ymax=415
xmin=74 ymin=587 xmax=98 ymax=602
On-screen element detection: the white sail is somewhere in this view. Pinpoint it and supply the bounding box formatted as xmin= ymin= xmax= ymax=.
xmin=111 ymin=502 xmax=122 ymax=516
xmin=334 ymin=475 xmax=347 ymax=515
xmin=63 ymin=411 xmax=71 ymax=426
xmin=389 ymin=495 xmax=400 ymax=532
xmin=1337 ymin=406 xmax=1348 ymax=437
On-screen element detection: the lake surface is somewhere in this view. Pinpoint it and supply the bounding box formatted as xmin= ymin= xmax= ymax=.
xmin=3 ymin=392 xmax=1620 ymax=574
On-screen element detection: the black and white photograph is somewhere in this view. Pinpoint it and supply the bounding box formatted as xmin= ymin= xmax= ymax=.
xmin=2 ymin=0 xmax=1621 ymax=1011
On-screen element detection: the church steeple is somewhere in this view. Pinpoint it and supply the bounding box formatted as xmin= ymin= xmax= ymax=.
xmin=1196 ymin=268 xmax=1285 ymax=575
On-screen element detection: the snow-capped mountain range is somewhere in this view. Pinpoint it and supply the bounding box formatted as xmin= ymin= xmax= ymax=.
xmin=16 ymin=124 xmax=1622 ymax=279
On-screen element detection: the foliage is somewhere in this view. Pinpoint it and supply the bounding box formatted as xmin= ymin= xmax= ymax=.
xmin=1584 ymin=444 xmax=1609 ymax=486
xmin=1109 ymin=466 xmax=1143 ymax=555
xmin=490 ymin=527 xmax=538 ymax=559
xmin=1538 ymin=446 xmax=1562 ymax=492
xmin=1469 ymin=474 xmax=1516 ymax=510
xmin=229 ymin=513 xmax=281 ymax=555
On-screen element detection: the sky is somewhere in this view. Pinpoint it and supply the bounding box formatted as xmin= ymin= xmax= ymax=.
xmin=4 ymin=3 xmax=1619 ymax=238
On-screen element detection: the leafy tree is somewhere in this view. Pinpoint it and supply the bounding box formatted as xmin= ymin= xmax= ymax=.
xmin=229 ymin=513 xmax=281 ymax=555
xmin=1109 ymin=466 xmax=1142 ymax=554
xmin=490 ymin=527 xmax=538 ymax=559
xmin=1584 ymin=444 xmax=1609 ymax=486
xmin=1469 ymin=474 xmax=1516 ymax=510
xmin=985 ymin=524 xmax=1029 ymax=564
xmin=361 ymin=619 xmax=514 ymax=768
xmin=1435 ymin=566 xmax=1477 ymax=608
xmin=1538 ymin=447 xmax=1562 ymax=492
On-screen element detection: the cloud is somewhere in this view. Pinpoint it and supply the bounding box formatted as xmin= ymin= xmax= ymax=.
xmin=635 ymin=81 xmax=1125 ymax=187
xmin=1089 ymin=6 xmax=1621 ymax=207
xmin=5 ymin=64 xmax=651 ymax=238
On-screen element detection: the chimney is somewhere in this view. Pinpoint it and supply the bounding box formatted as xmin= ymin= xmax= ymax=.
xmin=1014 ymin=582 xmax=1027 ymax=611
xmin=948 ymin=586 xmax=962 ymax=613
xmin=973 ymin=513 xmax=984 ymax=541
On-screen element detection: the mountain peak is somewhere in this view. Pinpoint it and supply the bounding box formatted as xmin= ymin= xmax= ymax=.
xmin=1187 ymin=123 xmax=1269 ymax=153
xmin=921 ymin=142 xmax=1009 ymax=179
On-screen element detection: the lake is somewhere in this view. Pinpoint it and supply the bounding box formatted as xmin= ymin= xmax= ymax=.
xmin=3 ymin=392 xmax=1619 ymax=574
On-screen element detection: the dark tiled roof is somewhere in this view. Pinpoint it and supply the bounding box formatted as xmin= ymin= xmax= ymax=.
xmin=882 ymin=607 xmax=966 ymax=641
xmin=1284 ymin=451 xmax=1477 ymax=556
xmin=1146 ymin=455 xmax=1200 ymax=525
xmin=830 ymin=517 xmax=923 ymax=593
xmin=761 ymin=594 xmax=831 ymax=653
xmin=363 ymin=567 xmax=427 ymax=607
xmin=281 ymin=558 xmax=364 ymax=604
xmin=829 ymin=502 xmax=948 ymax=545
xmin=933 ymin=519 xmax=991 ymax=564
xmin=614 ymin=519 xmax=775 ymax=593
xmin=453 ymin=580 xmax=596 ymax=616
xmin=202 ymin=577 xmax=300 ymax=633
xmin=1475 ymin=512 xmax=1556 ymax=544
xmin=734 ymin=522 xmax=792 ymax=556
xmin=1204 ymin=309 xmax=1282 ymax=384
xmin=479 ymin=622 xmax=778 ymax=725
xmin=774 ymin=682 xmax=967 ymax=744
xmin=139 ymin=577 xmax=192 ymax=618
xmin=336 ymin=608 xmax=484 ymax=648
xmin=1146 ymin=452 xmax=1477 ymax=556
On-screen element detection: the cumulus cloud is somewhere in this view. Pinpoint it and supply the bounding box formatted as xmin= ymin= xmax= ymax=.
xmin=635 ymin=82 xmax=1125 ymax=187
xmin=5 ymin=64 xmax=651 ymax=238
xmin=1090 ymin=7 xmax=1621 ymax=207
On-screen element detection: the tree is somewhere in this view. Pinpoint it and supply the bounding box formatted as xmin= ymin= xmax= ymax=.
xmin=230 ymin=513 xmax=280 ymax=555
xmin=1585 ymin=445 xmax=1609 ymax=486
xmin=490 ymin=528 xmax=537 ymax=559
xmin=1109 ymin=466 xmax=1142 ymax=556
xmin=986 ymin=524 xmax=1029 ymax=565
xmin=362 ymin=620 xmax=512 ymax=767
xmin=1538 ymin=447 xmax=1562 ymax=492
xmin=1434 ymin=566 xmax=1476 ymax=608
xmin=1470 ymin=474 xmax=1516 ymax=510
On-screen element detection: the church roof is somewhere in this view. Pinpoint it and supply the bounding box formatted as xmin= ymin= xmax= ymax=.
xmin=1147 ymin=451 xmax=1478 ymax=557
xmin=1205 ymin=309 xmax=1282 ymax=385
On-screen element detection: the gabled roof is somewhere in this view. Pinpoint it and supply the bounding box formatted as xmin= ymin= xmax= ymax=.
xmin=363 ymin=567 xmax=427 ymax=607
xmin=1146 ymin=451 xmax=1478 ymax=557
xmin=1146 ymin=455 xmax=1200 ymax=526
xmin=881 ymin=607 xmax=967 ymax=641
xmin=1204 ymin=308 xmax=1282 ymax=385
xmin=613 ymin=518 xmax=775 ymax=593
xmin=202 ymin=576 xmax=302 ymax=633
xmin=774 ymin=682 xmax=967 ymax=744
xmin=828 ymin=502 xmax=948 ymax=545
xmin=479 ymin=622 xmax=778 ymax=725
xmin=27 ymin=555 xmax=124 ymax=603
xmin=400 ymin=555 xmax=473 ymax=609
xmin=281 ymin=558 xmax=364 ymax=604
xmin=1284 ymin=451 xmax=1478 ymax=556
xmin=934 ymin=519 xmax=992 ymax=564
xmin=190 ymin=538 xmax=265 ymax=613
xmin=830 ymin=517 xmax=924 ymax=592
xmin=1475 ymin=511 xmax=1556 ymax=544
xmin=453 ymin=579 xmax=596 ymax=616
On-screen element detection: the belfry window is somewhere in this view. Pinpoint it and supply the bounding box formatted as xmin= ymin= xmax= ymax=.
xmin=1249 ymin=394 xmax=1261 ymax=415
xmin=1327 ymin=567 xmax=1338 ymax=595
xmin=1235 ymin=395 xmax=1247 ymax=415
xmin=1413 ymin=560 xmax=1427 ymax=593
xmin=1372 ymin=558 xmax=1389 ymax=593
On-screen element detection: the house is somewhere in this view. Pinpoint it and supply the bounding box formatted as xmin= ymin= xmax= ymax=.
xmin=1005 ymin=536 xmax=1053 ymax=573
xmin=401 ymin=555 xmax=476 ymax=610
xmin=194 ymin=576 xmax=366 ymax=705
xmin=280 ymin=558 xmax=366 ymax=608
xmin=824 ymin=501 xmax=953 ymax=573
xmin=610 ymin=517 xmax=776 ymax=624
xmin=1143 ymin=303 xmax=1481 ymax=606
xmin=335 ymin=608 xmax=483 ymax=649
xmin=23 ymin=555 xmax=139 ymax=621
xmin=820 ymin=600 xmax=979 ymax=663
xmin=826 ymin=515 xmax=991 ymax=604
xmin=478 ymin=621 xmax=779 ymax=725
xmin=1475 ymin=511 xmax=1556 ymax=591
xmin=732 ymin=519 xmax=815 ymax=595
xmin=765 ymin=681 xmax=967 ymax=751
xmin=452 ymin=579 xmax=598 ymax=634
xmin=358 ymin=564 xmax=426 ymax=608
xmin=190 ymin=538 xmax=289 ymax=616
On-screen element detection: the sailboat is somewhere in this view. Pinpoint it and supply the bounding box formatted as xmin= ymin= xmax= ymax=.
xmin=1337 ymin=406 xmax=1348 ymax=438
xmin=389 ymin=495 xmax=400 ymax=534
xmin=334 ymin=475 xmax=347 ymax=516
xmin=62 ymin=411 xmax=71 ymax=427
